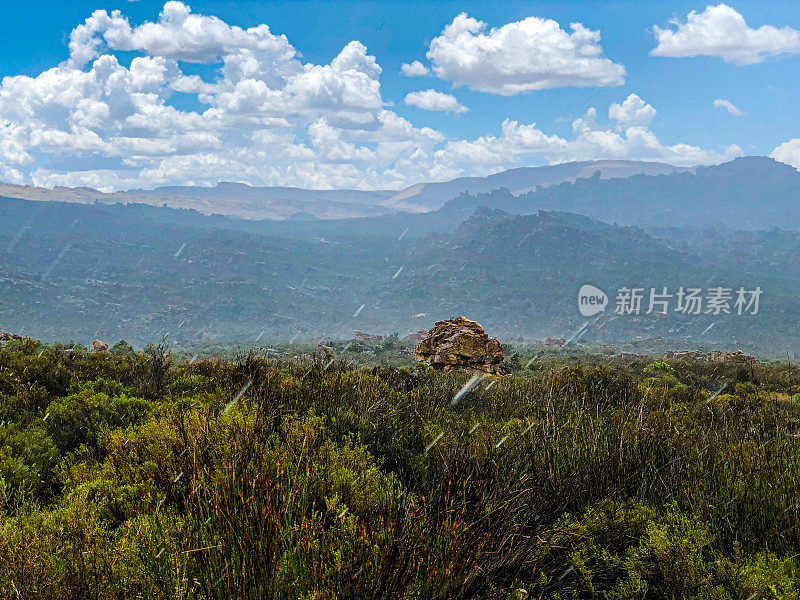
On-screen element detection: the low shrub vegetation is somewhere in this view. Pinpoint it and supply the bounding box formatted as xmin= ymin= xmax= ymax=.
xmin=1 ymin=340 xmax=799 ymax=598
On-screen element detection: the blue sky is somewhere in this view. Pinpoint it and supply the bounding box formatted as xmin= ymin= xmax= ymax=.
xmin=0 ymin=0 xmax=798 ymax=190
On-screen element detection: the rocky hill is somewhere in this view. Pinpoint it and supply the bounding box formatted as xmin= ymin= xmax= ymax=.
xmin=381 ymin=160 xmax=683 ymax=212
xmin=438 ymin=157 xmax=800 ymax=231
xmin=2 ymin=195 xmax=799 ymax=351
xmin=0 ymin=159 xmax=682 ymax=221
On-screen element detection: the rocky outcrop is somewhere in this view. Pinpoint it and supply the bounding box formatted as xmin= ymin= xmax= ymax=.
xmin=706 ymin=350 xmax=758 ymax=364
xmin=353 ymin=331 xmax=384 ymax=344
xmin=403 ymin=330 xmax=428 ymax=343
xmin=663 ymin=350 xmax=704 ymax=360
xmin=415 ymin=316 xmax=505 ymax=374
xmin=663 ymin=349 xmax=758 ymax=364
xmin=0 ymin=332 xmax=23 ymax=348
xmin=535 ymin=337 xmax=567 ymax=348
xmin=93 ymin=339 xmax=109 ymax=353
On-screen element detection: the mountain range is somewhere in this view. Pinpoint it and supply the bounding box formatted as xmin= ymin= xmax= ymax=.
xmin=2 ymin=188 xmax=799 ymax=352
xmin=0 ymin=159 xmax=684 ymax=221
xmin=379 ymin=159 xmax=684 ymax=212
xmin=437 ymin=156 xmax=800 ymax=230
xmin=2 ymin=155 xmax=800 ymax=352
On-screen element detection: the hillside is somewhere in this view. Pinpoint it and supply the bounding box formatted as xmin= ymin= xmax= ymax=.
xmin=383 ymin=159 xmax=684 ymax=212
xmin=0 ymin=196 xmax=403 ymax=345
xmin=2 ymin=195 xmax=799 ymax=350
xmin=439 ymin=157 xmax=800 ymax=230
xmin=0 ymin=159 xmax=682 ymax=221
xmin=398 ymin=208 xmax=800 ymax=346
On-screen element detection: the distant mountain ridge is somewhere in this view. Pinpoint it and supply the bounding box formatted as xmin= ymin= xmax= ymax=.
xmin=3 ymin=194 xmax=800 ymax=351
xmin=127 ymin=181 xmax=397 ymax=204
xmin=0 ymin=157 xmax=797 ymax=229
xmin=437 ymin=156 xmax=800 ymax=231
xmin=0 ymin=159 xmax=685 ymax=221
xmin=381 ymin=160 xmax=686 ymax=212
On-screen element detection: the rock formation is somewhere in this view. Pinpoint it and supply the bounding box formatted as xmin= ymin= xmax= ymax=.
xmin=535 ymin=337 xmax=567 ymax=348
xmin=707 ymin=350 xmax=758 ymax=364
xmin=663 ymin=349 xmax=758 ymax=364
xmin=403 ymin=330 xmax=428 ymax=343
xmin=663 ymin=350 xmax=704 ymax=360
xmin=0 ymin=332 xmax=23 ymax=348
xmin=93 ymin=339 xmax=109 ymax=353
xmin=415 ymin=316 xmax=505 ymax=374
xmin=353 ymin=331 xmax=384 ymax=343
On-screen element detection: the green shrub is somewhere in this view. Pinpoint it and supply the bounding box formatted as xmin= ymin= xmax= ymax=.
xmin=0 ymin=424 xmax=59 ymax=502
xmin=0 ymin=345 xmax=799 ymax=598
xmin=45 ymin=380 xmax=151 ymax=452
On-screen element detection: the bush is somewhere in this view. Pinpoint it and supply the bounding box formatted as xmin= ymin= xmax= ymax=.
xmin=0 ymin=345 xmax=799 ymax=598
xmin=45 ymin=380 xmax=151 ymax=452
xmin=0 ymin=424 xmax=59 ymax=502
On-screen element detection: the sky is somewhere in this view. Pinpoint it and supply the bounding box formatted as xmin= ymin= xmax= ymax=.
xmin=0 ymin=0 xmax=799 ymax=191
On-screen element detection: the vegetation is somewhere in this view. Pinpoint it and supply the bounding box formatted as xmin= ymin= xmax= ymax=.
xmin=2 ymin=337 xmax=800 ymax=598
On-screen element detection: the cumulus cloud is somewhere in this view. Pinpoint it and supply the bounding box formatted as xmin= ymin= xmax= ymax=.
xmin=433 ymin=102 xmax=740 ymax=175
xmin=713 ymin=98 xmax=743 ymax=116
xmin=400 ymin=60 xmax=429 ymax=76
xmin=0 ymin=2 xmax=434 ymax=190
xmin=771 ymin=139 xmax=800 ymax=170
xmin=404 ymin=90 xmax=467 ymax=113
xmin=0 ymin=3 xmax=738 ymax=190
xmin=651 ymin=4 xmax=800 ymax=65
xmin=609 ymin=94 xmax=657 ymax=127
xmin=425 ymin=12 xmax=625 ymax=95
xmin=69 ymin=1 xmax=299 ymax=69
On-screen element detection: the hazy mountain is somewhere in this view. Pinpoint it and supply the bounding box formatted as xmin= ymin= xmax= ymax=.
xmin=123 ymin=182 xmax=399 ymax=219
xmin=129 ymin=160 xmax=684 ymax=215
xmin=2 ymin=194 xmax=799 ymax=351
xmin=0 ymin=159 xmax=683 ymax=221
xmin=0 ymin=182 xmax=399 ymax=221
xmin=0 ymin=157 xmax=796 ymax=228
xmin=438 ymin=156 xmax=800 ymax=231
xmin=127 ymin=181 xmax=396 ymax=203
xmin=397 ymin=207 xmax=800 ymax=346
xmin=382 ymin=160 xmax=685 ymax=212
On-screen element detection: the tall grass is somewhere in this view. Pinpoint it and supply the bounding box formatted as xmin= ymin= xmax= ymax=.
xmin=1 ymin=343 xmax=800 ymax=598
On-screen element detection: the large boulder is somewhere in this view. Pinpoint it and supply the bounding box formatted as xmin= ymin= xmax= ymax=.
xmin=415 ymin=316 xmax=505 ymax=374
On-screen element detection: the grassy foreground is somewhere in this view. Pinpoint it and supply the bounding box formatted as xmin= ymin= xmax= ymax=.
xmin=2 ymin=339 xmax=800 ymax=598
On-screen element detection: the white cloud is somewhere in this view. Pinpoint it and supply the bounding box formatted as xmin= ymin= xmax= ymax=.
xmin=651 ymin=4 xmax=800 ymax=65
xmin=434 ymin=99 xmax=741 ymax=174
xmin=400 ymin=60 xmax=429 ymax=76
xmin=0 ymin=3 xmax=737 ymax=191
xmin=425 ymin=12 xmax=625 ymax=95
xmin=712 ymin=98 xmax=743 ymax=116
xmin=771 ymin=139 xmax=800 ymax=170
xmin=69 ymin=1 xmax=299 ymax=69
xmin=0 ymin=3 xmax=416 ymax=190
xmin=609 ymin=94 xmax=657 ymax=126
xmin=404 ymin=90 xmax=467 ymax=113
